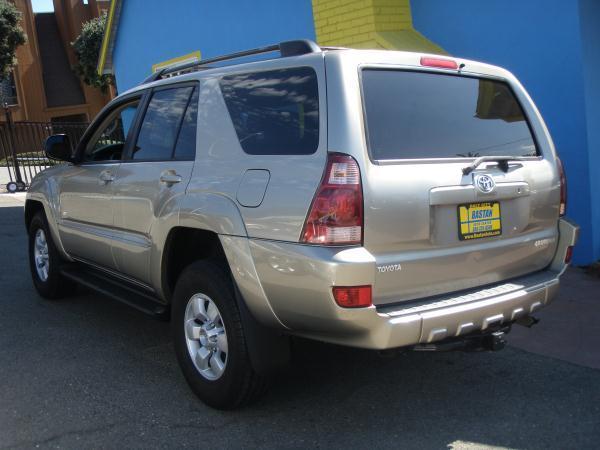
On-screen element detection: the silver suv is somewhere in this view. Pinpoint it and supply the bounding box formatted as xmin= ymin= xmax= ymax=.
xmin=25 ymin=40 xmax=579 ymax=409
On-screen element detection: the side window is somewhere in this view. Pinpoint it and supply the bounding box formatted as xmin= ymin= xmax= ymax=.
xmin=219 ymin=67 xmax=319 ymax=155
xmin=83 ymin=100 xmax=140 ymax=162
xmin=173 ymin=87 xmax=198 ymax=160
xmin=132 ymin=86 xmax=193 ymax=161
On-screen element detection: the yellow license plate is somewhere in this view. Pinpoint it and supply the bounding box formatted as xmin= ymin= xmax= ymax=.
xmin=458 ymin=202 xmax=502 ymax=241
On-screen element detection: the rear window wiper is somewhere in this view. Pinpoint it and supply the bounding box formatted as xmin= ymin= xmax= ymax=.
xmin=462 ymin=156 xmax=529 ymax=175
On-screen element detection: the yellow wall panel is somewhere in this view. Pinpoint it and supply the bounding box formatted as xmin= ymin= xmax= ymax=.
xmin=312 ymin=0 xmax=446 ymax=54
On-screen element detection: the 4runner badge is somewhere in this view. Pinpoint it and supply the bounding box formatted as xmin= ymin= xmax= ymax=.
xmin=474 ymin=174 xmax=496 ymax=193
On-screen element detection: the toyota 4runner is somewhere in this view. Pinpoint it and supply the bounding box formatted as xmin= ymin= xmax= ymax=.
xmin=25 ymin=40 xmax=579 ymax=409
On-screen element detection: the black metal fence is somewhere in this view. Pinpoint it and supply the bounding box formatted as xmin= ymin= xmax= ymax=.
xmin=0 ymin=112 xmax=89 ymax=191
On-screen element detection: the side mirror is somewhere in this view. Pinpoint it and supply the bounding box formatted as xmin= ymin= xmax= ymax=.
xmin=44 ymin=134 xmax=73 ymax=162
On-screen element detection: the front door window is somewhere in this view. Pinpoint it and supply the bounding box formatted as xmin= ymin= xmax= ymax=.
xmin=83 ymin=101 xmax=140 ymax=162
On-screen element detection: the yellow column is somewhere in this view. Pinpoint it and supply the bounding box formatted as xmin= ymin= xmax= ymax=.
xmin=312 ymin=0 xmax=446 ymax=54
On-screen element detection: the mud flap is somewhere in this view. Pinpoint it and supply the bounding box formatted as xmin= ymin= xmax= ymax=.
xmin=233 ymin=283 xmax=291 ymax=376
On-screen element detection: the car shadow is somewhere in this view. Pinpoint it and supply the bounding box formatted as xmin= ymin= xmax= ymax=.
xmin=250 ymin=337 xmax=599 ymax=448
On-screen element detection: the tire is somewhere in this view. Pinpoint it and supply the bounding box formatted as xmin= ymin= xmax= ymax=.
xmin=172 ymin=260 xmax=268 ymax=410
xmin=28 ymin=211 xmax=76 ymax=299
xmin=6 ymin=181 xmax=18 ymax=193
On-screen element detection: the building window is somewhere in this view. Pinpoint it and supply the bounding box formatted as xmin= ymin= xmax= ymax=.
xmin=0 ymin=72 xmax=18 ymax=106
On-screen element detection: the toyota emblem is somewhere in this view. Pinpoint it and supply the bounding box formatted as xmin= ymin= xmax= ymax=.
xmin=474 ymin=174 xmax=496 ymax=193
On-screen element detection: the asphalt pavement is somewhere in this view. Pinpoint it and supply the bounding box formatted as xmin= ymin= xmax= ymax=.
xmin=1 ymin=194 xmax=599 ymax=449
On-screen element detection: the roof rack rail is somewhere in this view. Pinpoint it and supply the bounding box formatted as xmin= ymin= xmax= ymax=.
xmin=142 ymin=39 xmax=321 ymax=84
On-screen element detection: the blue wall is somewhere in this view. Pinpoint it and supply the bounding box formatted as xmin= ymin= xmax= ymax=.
xmin=579 ymin=0 xmax=600 ymax=264
xmin=112 ymin=0 xmax=315 ymax=92
xmin=411 ymin=0 xmax=597 ymax=264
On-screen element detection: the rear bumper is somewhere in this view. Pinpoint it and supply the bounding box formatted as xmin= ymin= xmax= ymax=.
xmin=247 ymin=218 xmax=579 ymax=349
xmin=375 ymin=270 xmax=559 ymax=348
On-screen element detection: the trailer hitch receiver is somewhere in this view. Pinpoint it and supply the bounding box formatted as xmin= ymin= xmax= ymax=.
xmin=412 ymin=325 xmax=511 ymax=352
xmin=485 ymin=330 xmax=507 ymax=351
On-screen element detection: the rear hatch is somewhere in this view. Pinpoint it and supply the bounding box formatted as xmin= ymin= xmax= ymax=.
xmin=357 ymin=62 xmax=560 ymax=306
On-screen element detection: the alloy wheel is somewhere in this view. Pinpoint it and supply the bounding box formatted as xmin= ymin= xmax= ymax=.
xmin=34 ymin=228 xmax=50 ymax=282
xmin=184 ymin=293 xmax=228 ymax=380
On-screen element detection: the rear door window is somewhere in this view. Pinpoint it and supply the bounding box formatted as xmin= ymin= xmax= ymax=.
xmin=132 ymin=86 xmax=193 ymax=161
xmin=219 ymin=67 xmax=319 ymax=155
xmin=361 ymin=70 xmax=538 ymax=161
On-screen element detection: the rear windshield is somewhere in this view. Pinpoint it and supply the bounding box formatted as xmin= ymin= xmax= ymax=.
xmin=219 ymin=67 xmax=319 ymax=155
xmin=361 ymin=70 xmax=538 ymax=160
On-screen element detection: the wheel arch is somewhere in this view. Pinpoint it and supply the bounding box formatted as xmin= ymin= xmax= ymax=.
xmin=158 ymin=224 xmax=284 ymax=328
xmin=155 ymin=192 xmax=247 ymax=299
xmin=24 ymin=195 xmax=71 ymax=261
xmin=24 ymin=199 xmax=45 ymax=230
xmin=155 ymin=191 xmax=285 ymax=328
xmin=160 ymin=226 xmax=229 ymax=301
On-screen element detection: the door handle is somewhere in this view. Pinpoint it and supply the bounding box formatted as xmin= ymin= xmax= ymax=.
xmin=159 ymin=171 xmax=182 ymax=186
xmin=99 ymin=170 xmax=115 ymax=184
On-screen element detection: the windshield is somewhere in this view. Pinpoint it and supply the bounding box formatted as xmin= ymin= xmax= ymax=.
xmin=361 ymin=69 xmax=538 ymax=160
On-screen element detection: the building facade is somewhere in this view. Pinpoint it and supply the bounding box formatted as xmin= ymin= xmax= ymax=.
xmin=97 ymin=0 xmax=599 ymax=265
xmin=2 ymin=0 xmax=111 ymax=123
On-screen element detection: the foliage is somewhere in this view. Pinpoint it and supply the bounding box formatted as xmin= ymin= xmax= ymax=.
xmin=72 ymin=12 xmax=113 ymax=92
xmin=0 ymin=0 xmax=27 ymax=80
xmin=0 ymin=151 xmax=57 ymax=167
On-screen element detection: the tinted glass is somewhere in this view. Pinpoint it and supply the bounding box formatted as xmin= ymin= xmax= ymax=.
xmin=220 ymin=67 xmax=319 ymax=155
xmin=362 ymin=70 xmax=538 ymax=160
xmin=173 ymin=87 xmax=198 ymax=160
xmin=133 ymin=86 xmax=193 ymax=160
xmin=84 ymin=100 xmax=140 ymax=162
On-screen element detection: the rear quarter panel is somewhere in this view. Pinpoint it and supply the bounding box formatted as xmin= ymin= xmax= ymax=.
xmin=186 ymin=54 xmax=328 ymax=243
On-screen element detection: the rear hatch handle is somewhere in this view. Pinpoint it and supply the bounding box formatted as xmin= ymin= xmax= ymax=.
xmin=462 ymin=156 xmax=529 ymax=176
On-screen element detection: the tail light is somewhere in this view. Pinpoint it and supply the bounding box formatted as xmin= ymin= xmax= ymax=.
xmin=332 ymin=286 xmax=372 ymax=308
xmin=301 ymin=153 xmax=363 ymax=245
xmin=557 ymin=157 xmax=567 ymax=216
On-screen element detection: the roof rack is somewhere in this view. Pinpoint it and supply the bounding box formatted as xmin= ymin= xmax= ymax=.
xmin=142 ymin=39 xmax=322 ymax=84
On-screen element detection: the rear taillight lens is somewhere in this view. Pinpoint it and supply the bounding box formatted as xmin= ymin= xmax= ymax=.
xmin=557 ymin=157 xmax=567 ymax=216
xmin=332 ymin=286 xmax=372 ymax=308
xmin=301 ymin=153 xmax=363 ymax=245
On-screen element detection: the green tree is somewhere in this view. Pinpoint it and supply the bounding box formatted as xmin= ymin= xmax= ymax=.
xmin=0 ymin=0 xmax=27 ymax=80
xmin=72 ymin=12 xmax=112 ymax=92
